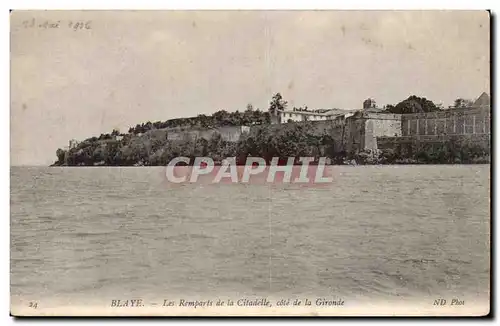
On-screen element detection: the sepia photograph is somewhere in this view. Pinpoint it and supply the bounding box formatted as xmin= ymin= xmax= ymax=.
xmin=10 ymin=10 xmax=491 ymax=316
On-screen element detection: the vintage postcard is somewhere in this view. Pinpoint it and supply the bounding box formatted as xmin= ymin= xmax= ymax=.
xmin=10 ymin=10 xmax=490 ymax=316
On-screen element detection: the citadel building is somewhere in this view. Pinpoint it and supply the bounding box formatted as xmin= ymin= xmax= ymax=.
xmin=268 ymin=92 xmax=491 ymax=155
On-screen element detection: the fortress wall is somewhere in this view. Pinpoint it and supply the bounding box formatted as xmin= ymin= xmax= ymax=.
xmin=378 ymin=106 xmax=491 ymax=155
xmin=402 ymin=107 xmax=490 ymax=136
xmin=165 ymin=113 xmax=402 ymax=155
xmin=166 ymin=127 xmax=217 ymax=142
xmin=249 ymin=119 xmax=347 ymax=154
xmin=364 ymin=116 xmax=402 ymax=151
xmin=218 ymin=126 xmax=250 ymax=142
xmin=249 ymin=118 xmax=344 ymax=135
xmin=166 ymin=129 xmax=213 ymax=141
xmin=344 ymin=116 xmax=365 ymax=153
xmin=345 ymin=113 xmax=402 ymax=152
xmin=163 ymin=106 xmax=490 ymax=156
xmin=363 ymin=113 xmax=402 ymax=120
xmin=166 ymin=126 xmax=250 ymax=142
xmin=305 ymin=119 xmax=346 ymax=153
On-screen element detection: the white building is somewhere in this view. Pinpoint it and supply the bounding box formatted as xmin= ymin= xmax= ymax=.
xmin=277 ymin=108 xmax=357 ymax=123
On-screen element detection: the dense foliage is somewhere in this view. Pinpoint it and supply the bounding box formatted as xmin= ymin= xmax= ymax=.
xmin=357 ymin=142 xmax=490 ymax=165
xmin=383 ymin=95 xmax=441 ymax=114
xmin=127 ymin=108 xmax=270 ymax=135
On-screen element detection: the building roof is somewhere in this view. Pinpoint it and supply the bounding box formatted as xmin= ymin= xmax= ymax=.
xmin=473 ymin=92 xmax=490 ymax=107
xmin=281 ymin=110 xmax=326 ymax=116
xmin=363 ymin=107 xmax=384 ymax=113
xmin=281 ymin=108 xmax=357 ymax=117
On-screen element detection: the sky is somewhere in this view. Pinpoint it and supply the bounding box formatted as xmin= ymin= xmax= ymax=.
xmin=10 ymin=10 xmax=490 ymax=165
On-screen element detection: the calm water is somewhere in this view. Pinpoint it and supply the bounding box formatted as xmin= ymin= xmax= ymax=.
xmin=10 ymin=166 xmax=490 ymax=306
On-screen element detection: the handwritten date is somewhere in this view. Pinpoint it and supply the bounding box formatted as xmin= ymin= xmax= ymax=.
xmin=21 ymin=19 xmax=92 ymax=31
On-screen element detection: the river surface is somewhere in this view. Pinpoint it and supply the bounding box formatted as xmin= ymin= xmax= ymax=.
xmin=10 ymin=165 xmax=490 ymax=308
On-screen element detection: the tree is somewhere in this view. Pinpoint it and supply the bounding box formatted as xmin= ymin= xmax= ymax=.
xmin=454 ymin=98 xmax=474 ymax=108
xmin=269 ymin=93 xmax=287 ymax=116
xmin=92 ymin=145 xmax=107 ymax=163
xmin=384 ymin=104 xmax=396 ymax=111
xmin=363 ymin=98 xmax=377 ymax=110
xmin=213 ymin=110 xmax=230 ymax=125
xmin=385 ymin=95 xmax=440 ymax=114
xmin=196 ymin=114 xmax=211 ymax=128
xmin=56 ymin=148 xmax=66 ymax=163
